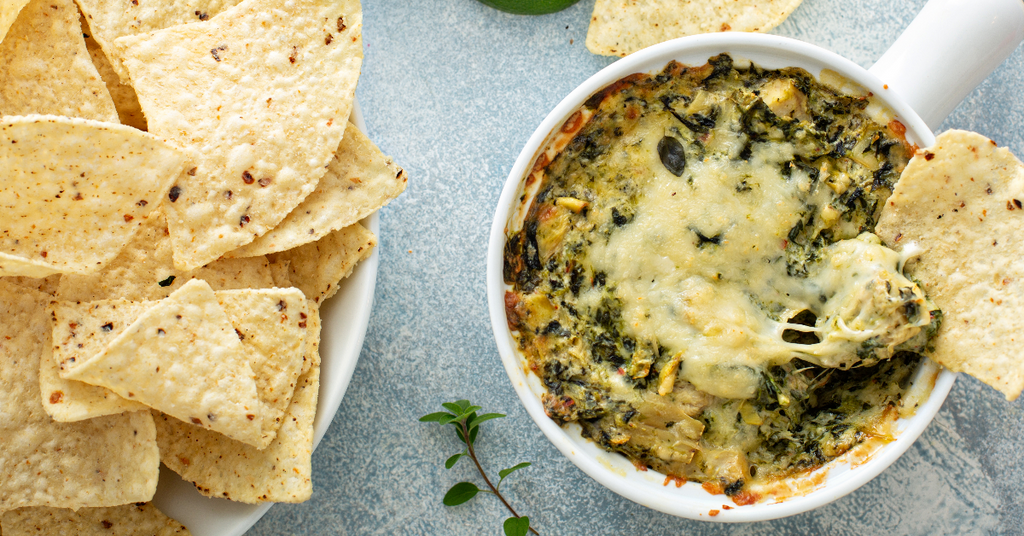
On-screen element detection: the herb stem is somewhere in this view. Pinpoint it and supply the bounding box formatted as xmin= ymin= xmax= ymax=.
xmin=460 ymin=421 xmax=540 ymax=535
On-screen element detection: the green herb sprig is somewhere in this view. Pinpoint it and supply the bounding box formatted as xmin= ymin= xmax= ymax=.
xmin=420 ymin=400 xmax=539 ymax=536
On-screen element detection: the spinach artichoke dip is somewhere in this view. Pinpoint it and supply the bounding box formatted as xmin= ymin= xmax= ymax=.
xmin=502 ymin=55 xmax=942 ymax=502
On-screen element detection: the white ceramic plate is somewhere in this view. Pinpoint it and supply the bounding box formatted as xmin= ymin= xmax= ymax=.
xmin=151 ymin=101 xmax=379 ymax=536
xmin=486 ymin=34 xmax=958 ymax=522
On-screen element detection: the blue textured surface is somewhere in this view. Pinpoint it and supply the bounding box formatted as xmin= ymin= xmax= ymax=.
xmin=250 ymin=1 xmax=1024 ymax=534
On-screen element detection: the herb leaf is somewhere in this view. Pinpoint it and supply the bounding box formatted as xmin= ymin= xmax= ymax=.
xmin=468 ymin=412 xmax=505 ymax=430
xmin=419 ymin=412 xmax=451 ymax=423
xmin=445 ymin=452 xmax=465 ymax=469
xmin=157 ymin=275 xmax=176 ymax=287
xmin=498 ymin=462 xmax=531 ymax=482
xmin=442 ymin=402 xmax=464 ymax=414
xmin=503 ymin=516 xmax=530 ymax=536
xmin=443 ymin=482 xmax=480 ymax=506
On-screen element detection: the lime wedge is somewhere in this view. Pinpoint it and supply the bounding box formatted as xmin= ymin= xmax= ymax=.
xmin=477 ymin=0 xmax=581 ymax=15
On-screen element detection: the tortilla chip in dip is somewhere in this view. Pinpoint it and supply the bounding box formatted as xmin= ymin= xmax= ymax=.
xmin=117 ymin=0 xmax=364 ymax=270
xmin=586 ymin=0 xmax=805 ymax=57
xmin=876 ymin=129 xmax=1024 ymax=400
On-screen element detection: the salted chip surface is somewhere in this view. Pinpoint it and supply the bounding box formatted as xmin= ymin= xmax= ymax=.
xmin=0 ymin=503 xmax=190 ymax=535
xmin=876 ymin=129 xmax=1024 ymax=400
xmin=0 ymin=116 xmax=187 ymax=277
xmin=81 ymin=14 xmax=146 ymax=130
xmin=218 ymin=288 xmax=308 ymax=448
xmin=0 ymin=0 xmax=31 ymax=45
xmin=61 ymin=279 xmax=264 ymax=446
xmin=0 ymin=0 xmax=116 ymax=121
xmin=0 ymin=281 xmax=159 ymax=511
xmin=45 ymin=299 xmax=153 ymax=421
xmin=74 ymin=0 xmax=245 ymax=83
xmin=56 ymin=209 xmax=274 ymax=303
xmin=268 ymin=223 xmax=376 ymax=305
xmin=230 ymin=123 xmax=406 ymax=257
xmin=586 ymin=0 xmax=805 ymax=57
xmin=156 ymin=358 xmax=320 ymax=503
xmin=117 ymin=0 xmax=364 ymax=270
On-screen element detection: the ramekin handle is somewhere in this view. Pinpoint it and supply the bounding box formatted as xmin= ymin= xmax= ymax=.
xmin=869 ymin=0 xmax=1024 ymax=131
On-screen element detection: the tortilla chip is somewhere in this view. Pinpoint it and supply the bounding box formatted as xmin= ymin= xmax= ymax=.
xmin=217 ymin=288 xmax=308 ymax=447
xmin=56 ymin=209 xmax=274 ymax=303
xmin=81 ymin=14 xmax=146 ymax=131
xmin=61 ymin=279 xmax=264 ymax=447
xmin=117 ymin=0 xmax=364 ymax=271
xmin=74 ymin=0 xmax=246 ymax=83
xmin=0 ymin=116 xmax=187 ymax=277
xmin=269 ymin=258 xmax=292 ymax=287
xmin=155 ymin=358 xmax=320 ymax=503
xmin=299 ymin=299 xmax=320 ymax=377
xmin=0 ymin=0 xmax=31 ymax=45
xmin=0 ymin=280 xmax=159 ymax=511
xmin=230 ymin=123 xmax=406 ymax=257
xmin=876 ymin=129 xmax=1024 ymax=400
xmin=45 ymin=299 xmax=153 ymax=421
xmin=586 ymin=0 xmax=805 ymax=57
xmin=0 ymin=0 xmax=116 ymax=121
xmin=0 ymin=503 xmax=190 ymax=535
xmin=1 ymin=274 xmax=60 ymax=295
xmin=268 ymin=223 xmax=376 ymax=306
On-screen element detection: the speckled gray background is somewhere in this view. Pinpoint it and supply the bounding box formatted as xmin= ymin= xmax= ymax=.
xmin=250 ymin=1 xmax=1024 ymax=534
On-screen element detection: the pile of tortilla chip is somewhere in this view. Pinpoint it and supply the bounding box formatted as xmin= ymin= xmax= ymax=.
xmin=586 ymin=0 xmax=806 ymax=57
xmin=0 ymin=0 xmax=405 ymax=530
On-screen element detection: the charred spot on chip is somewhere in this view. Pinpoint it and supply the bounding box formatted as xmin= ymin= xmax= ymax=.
xmin=924 ymin=152 xmax=935 ymax=161
xmin=179 ymin=456 xmax=190 ymax=466
xmin=168 ymin=185 xmax=182 ymax=202
xmin=277 ymin=300 xmax=287 ymax=311
xmin=235 ymin=328 xmax=245 ymax=340
xmin=240 ymin=215 xmax=251 ymax=226
xmin=224 ymin=190 xmax=233 ymax=199
xmin=40 ymin=250 xmax=47 ymax=258
xmin=210 ymin=45 xmax=227 ymax=62
xmin=298 ymin=321 xmax=307 ymax=328
xmin=246 ymin=414 xmax=255 ymax=420
xmin=242 ymin=171 xmax=255 ymax=184
xmin=101 ymin=520 xmax=113 ymax=529
xmin=49 ymin=391 xmax=63 ymax=404
xmin=325 ymin=34 xmax=333 ymax=45
xmin=207 ymin=413 xmax=216 ymax=422
xmin=73 ymin=192 xmax=83 ymax=200
xmin=195 ymin=10 xmax=209 ymax=20
xmin=190 ymin=417 xmax=202 ymax=424
xmin=136 ymin=199 xmax=148 ymax=207
xmin=337 ymin=16 xmax=346 ymax=32
xmin=101 ymin=322 xmax=113 ymax=331
xmin=258 ymin=177 xmax=272 ymax=187
xmin=123 ymin=214 xmax=134 ymax=222
xmin=289 ymin=46 xmax=298 ymax=63
xmin=157 ymin=328 xmax=166 ymax=336
xmin=187 ymin=167 xmax=197 ymax=176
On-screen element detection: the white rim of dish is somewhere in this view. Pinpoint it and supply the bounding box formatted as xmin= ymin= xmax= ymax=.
xmin=486 ymin=33 xmax=957 ymax=523
xmin=151 ymin=101 xmax=380 ymax=536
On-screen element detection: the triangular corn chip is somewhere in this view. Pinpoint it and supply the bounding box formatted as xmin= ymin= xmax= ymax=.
xmin=56 ymin=209 xmax=274 ymax=303
xmin=45 ymin=299 xmax=154 ymax=421
xmin=0 ymin=116 xmax=187 ymax=277
xmin=0 ymin=280 xmax=159 ymax=511
xmin=876 ymin=130 xmax=1024 ymax=400
xmin=217 ymin=288 xmax=308 ymax=448
xmin=268 ymin=223 xmax=376 ymax=306
xmin=74 ymin=0 xmax=245 ymax=83
xmin=155 ymin=357 xmax=320 ymax=503
xmin=81 ymin=14 xmax=146 ymax=130
xmin=0 ymin=503 xmax=190 ymax=535
xmin=117 ymin=0 xmax=363 ymax=270
xmin=229 ymin=123 xmax=406 ymax=257
xmin=61 ymin=279 xmax=263 ymax=446
xmin=586 ymin=0 xmax=805 ymax=57
xmin=0 ymin=0 xmax=116 ymax=121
